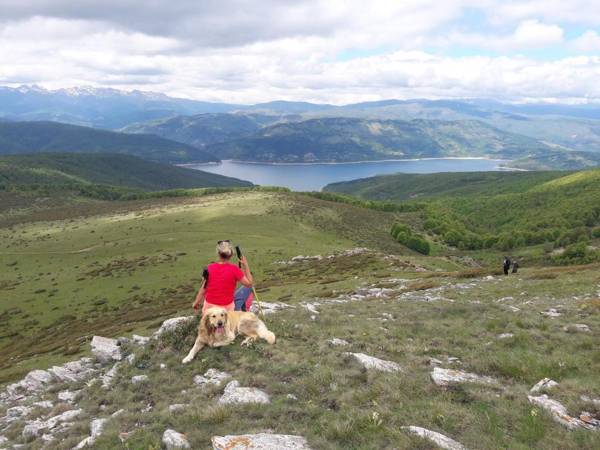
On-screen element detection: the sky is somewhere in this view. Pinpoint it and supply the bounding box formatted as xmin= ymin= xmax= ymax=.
xmin=1 ymin=0 xmax=599 ymax=104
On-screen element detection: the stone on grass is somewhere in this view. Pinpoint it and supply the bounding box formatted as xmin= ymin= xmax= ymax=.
xmin=33 ymin=400 xmax=53 ymax=409
xmin=22 ymin=409 xmax=82 ymax=439
xmin=530 ymin=378 xmax=559 ymax=393
xmin=564 ymin=324 xmax=591 ymax=333
xmin=581 ymin=395 xmax=600 ymax=407
xmin=402 ymin=426 xmax=466 ymax=450
xmin=528 ymin=394 xmax=599 ymax=430
xmin=344 ymin=352 xmax=402 ymax=373
xmin=431 ymin=367 xmax=497 ymax=387
xmin=48 ymin=358 xmax=96 ymax=383
xmin=0 ymin=435 xmax=7 ymax=445
xmin=154 ymin=317 xmax=193 ymax=337
xmin=6 ymin=369 xmax=54 ymax=399
xmin=169 ymin=404 xmax=187 ymax=413
xmin=126 ymin=354 xmax=136 ymax=365
xmin=540 ymin=308 xmax=561 ymax=318
xmin=132 ymin=334 xmax=150 ymax=345
xmin=101 ymin=362 xmax=121 ymax=389
xmin=328 ymin=338 xmax=349 ymax=346
xmin=74 ymin=418 xmax=108 ymax=449
xmin=212 ymin=433 xmax=311 ymax=450
xmin=58 ymin=390 xmax=80 ymax=403
xmin=91 ymin=336 xmax=122 ymax=363
xmin=131 ymin=375 xmax=149 ymax=384
xmin=497 ymin=333 xmax=514 ymax=339
xmin=162 ymin=429 xmax=190 ymax=449
xmin=218 ymin=381 xmax=270 ymax=405
xmin=193 ymin=369 xmax=231 ymax=388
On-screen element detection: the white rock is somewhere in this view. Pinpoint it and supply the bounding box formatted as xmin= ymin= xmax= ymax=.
xmin=218 ymin=381 xmax=270 ymax=405
xmin=528 ymin=395 xmax=598 ymax=430
xmin=302 ymin=303 xmax=320 ymax=314
xmin=101 ymin=362 xmax=121 ymax=389
xmin=154 ymin=317 xmax=193 ymax=337
xmin=6 ymin=405 xmax=31 ymax=419
xmin=431 ymin=367 xmax=497 ymax=387
xmin=6 ymin=369 xmax=54 ymax=399
xmin=58 ymin=390 xmax=80 ymax=403
xmin=132 ymin=334 xmax=150 ymax=345
xmin=564 ymin=324 xmax=591 ymax=333
xmin=162 ymin=429 xmax=190 ymax=449
xmin=344 ymin=352 xmax=402 ymax=373
xmin=91 ymin=336 xmax=122 ymax=363
xmin=127 ymin=354 xmax=136 ymax=365
xmin=402 ymin=426 xmax=466 ymax=450
xmin=429 ymin=357 xmax=444 ymax=366
xmin=160 ymin=363 xmax=167 ymax=369
xmin=23 ymin=409 xmax=82 ymax=439
xmin=74 ymin=418 xmax=108 ymax=449
xmin=250 ymin=301 xmax=290 ymax=315
xmin=48 ymin=358 xmax=96 ymax=383
xmin=0 ymin=435 xmax=7 ymax=445
xmin=328 ymin=338 xmax=349 ymax=346
xmin=530 ymin=378 xmax=559 ymax=393
xmin=540 ymin=308 xmax=561 ymax=318
xmin=581 ymin=395 xmax=600 ymax=407
xmin=131 ymin=375 xmax=149 ymax=384
xmin=286 ymin=394 xmax=298 ymax=401
xmin=497 ymin=333 xmax=514 ymax=339
xmin=169 ymin=404 xmax=186 ymax=413
xmin=212 ymin=433 xmax=311 ymax=449
xmin=33 ymin=400 xmax=53 ymax=409
xmin=193 ymin=369 xmax=231 ymax=388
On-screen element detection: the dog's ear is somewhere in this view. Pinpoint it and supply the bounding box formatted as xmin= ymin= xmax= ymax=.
xmin=199 ymin=314 xmax=211 ymax=338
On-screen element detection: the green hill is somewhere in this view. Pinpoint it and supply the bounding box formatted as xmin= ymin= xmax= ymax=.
xmin=326 ymin=168 xmax=600 ymax=254
xmin=0 ymin=121 xmax=218 ymax=163
xmin=0 ymin=153 xmax=251 ymax=191
xmin=205 ymin=117 xmax=552 ymax=163
xmin=324 ymin=171 xmax=571 ymax=201
xmin=121 ymin=113 xmax=281 ymax=148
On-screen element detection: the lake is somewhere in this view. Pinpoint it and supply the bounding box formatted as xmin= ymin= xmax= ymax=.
xmin=189 ymin=158 xmax=509 ymax=191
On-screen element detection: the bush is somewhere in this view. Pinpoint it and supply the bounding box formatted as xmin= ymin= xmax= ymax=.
xmin=390 ymin=223 xmax=431 ymax=254
xmin=592 ymin=227 xmax=600 ymax=238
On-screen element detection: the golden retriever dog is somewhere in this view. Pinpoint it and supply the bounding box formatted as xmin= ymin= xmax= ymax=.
xmin=182 ymin=307 xmax=276 ymax=364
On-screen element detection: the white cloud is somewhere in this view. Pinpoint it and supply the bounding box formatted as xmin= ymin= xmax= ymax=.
xmin=0 ymin=1 xmax=599 ymax=103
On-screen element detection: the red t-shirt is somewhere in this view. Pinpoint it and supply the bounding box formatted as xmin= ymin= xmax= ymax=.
xmin=205 ymin=262 xmax=244 ymax=305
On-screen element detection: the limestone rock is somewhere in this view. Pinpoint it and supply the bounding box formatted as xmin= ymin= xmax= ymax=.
xmin=528 ymin=394 xmax=599 ymax=430
xmin=431 ymin=367 xmax=497 ymax=387
xmin=132 ymin=334 xmax=150 ymax=345
xmin=564 ymin=324 xmax=591 ymax=333
xmin=22 ymin=409 xmax=82 ymax=439
xmin=497 ymin=333 xmax=514 ymax=339
xmin=193 ymin=369 xmax=231 ymax=388
xmin=6 ymin=369 xmax=54 ymax=399
xmin=212 ymin=433 xmax=311 ymax=449
xmin=344 ymin=352 xmax=402 ymax=373
xmin=250 ymin=301 xmax=290 ymax=315
xmin=101 ymin=362 xmax=121 ymax=389
xmin=33 ymin=400 xmax=53 ymax=409
xmin=530 ymin=378 xmax=559 ymax=393
xmin=74 ymin=418 xmax=108 ymax=449
xmin=540 ymin=308 xmax=561 ymax=318
xmin=91 ymin=336 xmax=122 ymax=363
xmin=131 ymin=375 xmax=149 ymax=384
xmin=58 ymin=390 xmax=80 ymax=403
xmin=162 ymin=429 xmax=190 ymax=449
xmin=218 ymin=381 xmax=270 ymax=405
xmin=48 ymin=358 xmax=96 ymax=383
xmin=154 ymin=317 xmax=193 ymax=337
xmin=402 ymin=426 xmax=467 ymax=450
xmin=328 ymin=338 xmax=349 ymax=346
xmin=169 ymin=404 xmax=187 ymax=413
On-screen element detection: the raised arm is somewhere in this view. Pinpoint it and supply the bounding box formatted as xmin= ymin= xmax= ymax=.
xmin=239 ymin=256 xmax=254 ymax=287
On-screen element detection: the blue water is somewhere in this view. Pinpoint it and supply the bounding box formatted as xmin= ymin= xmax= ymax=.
xmin=190 ymin=158 xmax=508 ymax=191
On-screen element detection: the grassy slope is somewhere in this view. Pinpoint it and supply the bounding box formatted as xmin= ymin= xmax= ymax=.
xmin=0 ymin=153 xmax=251 ymax=190
xmin=0 ymin=191 xmax=598 ymax=449
xmin=324 ymin=171 xmax=571 ymax=201
xmin=0 ymin=121 xmax=218 ymax=163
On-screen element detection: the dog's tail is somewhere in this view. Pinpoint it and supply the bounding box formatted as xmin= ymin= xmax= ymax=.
xmin=257 ymin=320 xmax=276 ymax=344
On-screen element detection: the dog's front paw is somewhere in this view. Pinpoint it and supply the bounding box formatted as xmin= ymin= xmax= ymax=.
xmin=182 ymin=356 xmax=192 ymax=364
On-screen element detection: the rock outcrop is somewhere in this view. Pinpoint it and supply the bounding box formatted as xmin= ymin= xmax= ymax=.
xmin=162 ymin=429 xmax=191 ymax=449
xmin=344 ymin=352 xmax=402 ymax=372
xmin=212 ymin=433 xmax=311 ymax=449
xmin=431 ymin=367 xmax=497 ymax=387
xmin=402 ymin=426 xmax=467 ymax=450
xmin=91 ymin=336 xmax=122 ymax=363
xmin=218 ymin=381 xmax=270 ymax=405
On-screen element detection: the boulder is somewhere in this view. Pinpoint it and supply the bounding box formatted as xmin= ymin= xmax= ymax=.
xmin=218 ymin=381 xmax=270 ymax=405
xmin=212 ymin=433 xmax=311 ymax=449
xmin=431 ymin=367 xmax=497 ymax=387
xmin=344 ymin=352 xmax=402 ymax=373
xmin=530 ymin=378 xmax=559 ymax=393
xmin=169 ymin=404 xmax=187 ymax=413
xmin=101 ymin=362 xmax=121 ymax=389
xmin=162 ymin=429 xmax=191 ymax=449
xmin=564 ymin=324 xmax=591 ymax=333
xmin=6 ymin=369 xmax=54 ymax=398
xmin=402 ymin=426 xmax=466 ymax=450
xmin=91 ymin=336 xmax=122 ymax=363
xmin=193 ymin=369 xmax=231 ymax=388
xmin=528 ymin=394 xmax=599 ymax=430
xmin=74 ymin=418 xmax=108 ymax=449
xmin=58 ymin=390 xmax=80 ymax=403
xmin=48 ymin=358 xmax=96 ymax=383
xmin=540 ymin=308 xmax=561 ymax=318
xmin=22 ymin=409 xmax=82 ymax=439
xmin=154 ymin=317 xmax=193 ymax=337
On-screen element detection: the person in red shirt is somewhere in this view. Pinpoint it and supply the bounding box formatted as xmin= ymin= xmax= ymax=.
xmin=192 ymin=240 xmax=254 ymax=315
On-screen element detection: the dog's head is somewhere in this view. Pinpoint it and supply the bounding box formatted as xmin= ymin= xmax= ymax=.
xmin=202 ymin=307 xmax=228 ymax=335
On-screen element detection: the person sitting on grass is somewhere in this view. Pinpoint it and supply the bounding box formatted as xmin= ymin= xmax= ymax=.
xmin=192 ymin=240 xmax=254 ymax=315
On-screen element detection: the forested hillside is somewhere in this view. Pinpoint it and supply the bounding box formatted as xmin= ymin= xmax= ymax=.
xmin=0 ymin=153 xmax=251 ymax=191
xmin=0 ymin=121 xmax=218 ymax=163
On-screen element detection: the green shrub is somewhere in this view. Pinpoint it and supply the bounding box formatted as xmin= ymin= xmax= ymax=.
xmin=390 ymin=223 xmax=431 ymax=254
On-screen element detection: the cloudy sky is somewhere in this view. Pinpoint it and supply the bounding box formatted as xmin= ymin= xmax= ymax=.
xmin=1 ymin=0 xmax=599 ymax=104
